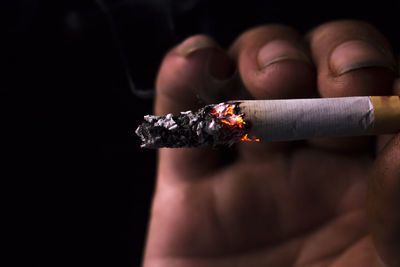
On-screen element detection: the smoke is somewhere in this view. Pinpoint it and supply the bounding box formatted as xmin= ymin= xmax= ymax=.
xmin=94 ymin=0 xmax=204 ymax=99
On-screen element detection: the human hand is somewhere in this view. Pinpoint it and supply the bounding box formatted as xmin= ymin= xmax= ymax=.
xmin=143 ymin=20 xmax=400 ymax=267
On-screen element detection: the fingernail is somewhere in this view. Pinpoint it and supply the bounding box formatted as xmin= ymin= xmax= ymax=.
xmin=257 ymin=40 xmax=311 ymax=69
xmin=178 ymin=35 xmax=218 ymax=57
xmin=330 ymin=40 xmax=395 ymax=76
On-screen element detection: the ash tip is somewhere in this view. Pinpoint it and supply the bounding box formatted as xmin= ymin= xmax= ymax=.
xmin=135 ymin=124 xmax=152 ymax=148
xmin=134 ymin=102 xmax=257 ymax=149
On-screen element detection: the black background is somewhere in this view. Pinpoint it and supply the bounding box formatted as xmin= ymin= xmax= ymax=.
xmin=3 ymin=0 xmax=399 ymax=266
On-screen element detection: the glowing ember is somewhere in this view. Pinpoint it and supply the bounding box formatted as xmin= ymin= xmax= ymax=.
xmin=209 ymin=103 xmax=260 ymax=142
xmin=241 ymin=134 xmax=260 ymax=142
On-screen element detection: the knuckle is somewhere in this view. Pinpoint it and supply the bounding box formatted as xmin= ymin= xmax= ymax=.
xmin=230 ymin=24 xmax=300 ymax=56
xmin=307 ymin=19 xmax=382 ymax=43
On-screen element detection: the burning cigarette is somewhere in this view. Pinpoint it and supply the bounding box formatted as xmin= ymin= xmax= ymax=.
xmin=136 ymin=96 xmax=400 ymax=148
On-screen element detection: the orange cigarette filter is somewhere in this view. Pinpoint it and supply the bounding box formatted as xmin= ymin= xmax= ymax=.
xmin=370 ymin=96 xmax=400 ymax=134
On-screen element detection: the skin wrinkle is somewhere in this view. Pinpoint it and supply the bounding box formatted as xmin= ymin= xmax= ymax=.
xmin=207 ymin=160 xmax=282 ymax=252
xmin=216 ymin=152 xmax=364 ymax=258
xmin=294 ymin=210 xmax=368 ymax=266
xmin=210 ymin=181 xmax=231 ymax=254
xmin=145 ymin=212 xmax=369 ymax=266
xmin=329 ymin=237 xmax=386 ymax=267
xmin=150 ymin=149 xmax=374 ymax=264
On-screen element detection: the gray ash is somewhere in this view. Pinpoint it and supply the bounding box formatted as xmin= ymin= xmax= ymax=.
xmin=135 ymin=103 xmax=247 ymax=148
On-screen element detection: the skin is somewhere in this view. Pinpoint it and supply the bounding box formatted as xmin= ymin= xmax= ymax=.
xmin=143 ymin=20 xmax=400 ymax=266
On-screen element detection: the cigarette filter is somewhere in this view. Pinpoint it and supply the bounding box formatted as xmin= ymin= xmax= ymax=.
xmin=136 ymin=96 xmax=400 ymax=148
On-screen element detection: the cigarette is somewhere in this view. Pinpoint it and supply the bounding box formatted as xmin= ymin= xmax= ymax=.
xmin=135 ymin=96 xmax=400 ymax=148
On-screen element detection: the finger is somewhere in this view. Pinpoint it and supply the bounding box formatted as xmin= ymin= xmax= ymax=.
xmin=229 ymin=25 xmax=316 ymax=158
xmin=155 ymin=35 xmax=235 ymax=182
xmin=230 ymin=25 xmax=315 ymax=100
xmin=368 ymin=133 xmax=400 ymax=266
xmin=306 ymin=20 xmax=397 ymax=151
xmin=155 ymin=35 xmax=235 ymax=114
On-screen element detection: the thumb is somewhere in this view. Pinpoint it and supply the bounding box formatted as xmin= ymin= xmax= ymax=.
xmin=368 ymin=133 xmax=400 ymax=266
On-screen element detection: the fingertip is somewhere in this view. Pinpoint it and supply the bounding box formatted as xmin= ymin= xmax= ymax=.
xmin=250 ymin=60 xmax=316 ymax=99
xmin=322 ymin=39 xmax=396 ymax=97
xmin=329 ymin=40 xmax=396 ymax=76
xmin=307 ymin=20 xmax=397 ymax=97
xmin=230 ymin=25 xmax=316 ymax=100
xmin=255 ymin=39 xmax=316 ymax=99
xmin=155 ymin=35 xmax=235 ymax=115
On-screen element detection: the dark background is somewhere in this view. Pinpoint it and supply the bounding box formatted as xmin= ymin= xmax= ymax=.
xmin=3 ymin=0 xmax=399 ymax=266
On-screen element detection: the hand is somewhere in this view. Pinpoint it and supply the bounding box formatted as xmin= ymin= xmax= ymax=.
xmin=143 ymin=20 xmax=400 ymax=267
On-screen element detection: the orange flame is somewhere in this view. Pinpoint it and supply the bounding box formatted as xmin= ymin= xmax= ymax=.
xmin=210 ymin=104 xmax=260 ymax=142
xmin=241 ymin=134 xmax=260 ymax=142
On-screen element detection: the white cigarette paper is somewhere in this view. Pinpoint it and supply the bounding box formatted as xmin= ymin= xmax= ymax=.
xmin=237 ymin=96 xmax=400 ymax=142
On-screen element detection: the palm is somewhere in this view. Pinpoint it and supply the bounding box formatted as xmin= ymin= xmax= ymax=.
xmin=145 ymin=144 xmax=378 ymax=266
